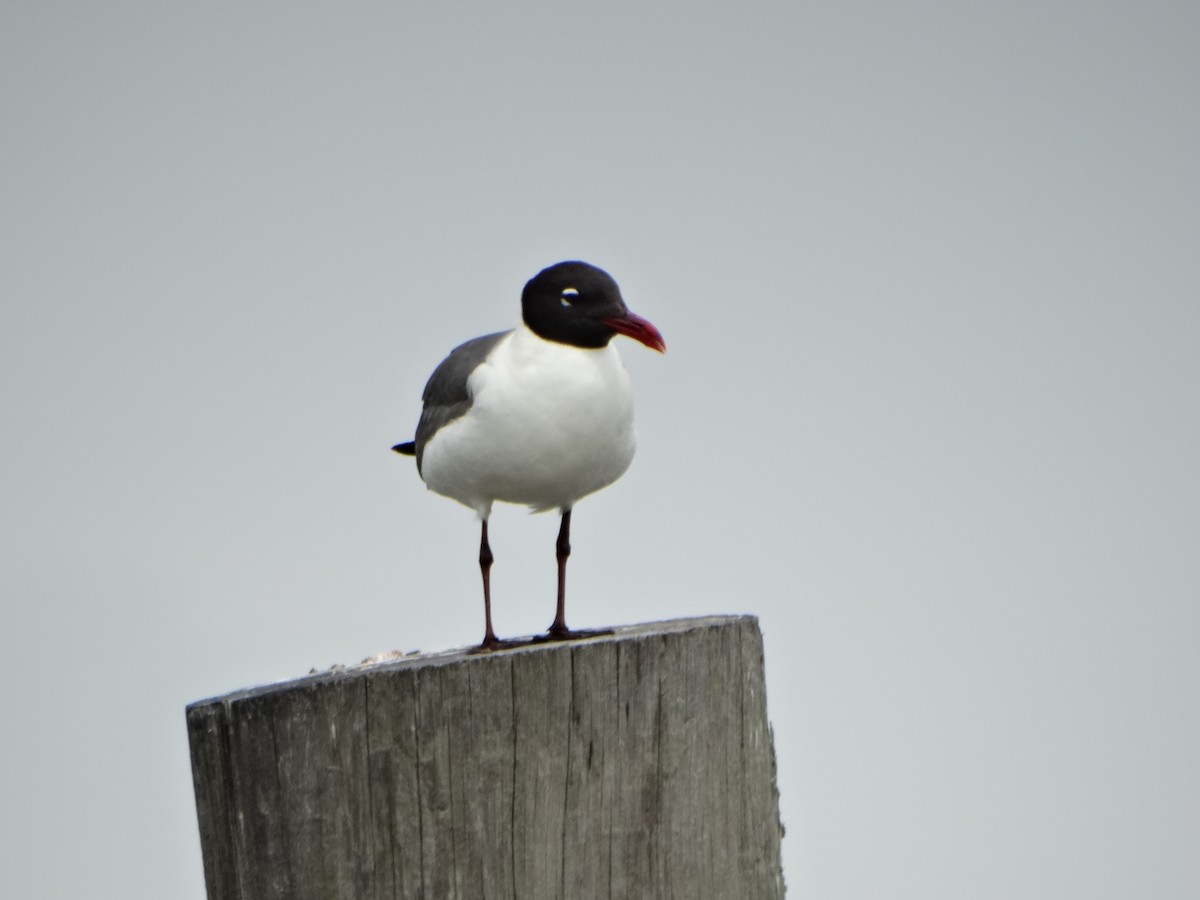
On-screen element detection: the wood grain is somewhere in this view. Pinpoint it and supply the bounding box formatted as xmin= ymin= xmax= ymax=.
xmin=187 ymin=615 xmax=785 ymax=899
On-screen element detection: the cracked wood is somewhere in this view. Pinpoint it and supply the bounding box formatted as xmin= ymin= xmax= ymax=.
xmin=186 ymin=615 xmax=786 ymax=899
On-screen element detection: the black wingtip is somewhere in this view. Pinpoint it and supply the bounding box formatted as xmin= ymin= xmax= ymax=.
xmin=392 ymin=441 xmax=417 ymax=456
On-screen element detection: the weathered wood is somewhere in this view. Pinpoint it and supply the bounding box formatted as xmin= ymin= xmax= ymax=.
xmin=187 ymin=615 xmax=786 ymax=899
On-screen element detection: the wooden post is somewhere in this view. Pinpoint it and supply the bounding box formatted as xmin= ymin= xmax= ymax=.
xmin=187 ymin=615 xmax=785 ymax=899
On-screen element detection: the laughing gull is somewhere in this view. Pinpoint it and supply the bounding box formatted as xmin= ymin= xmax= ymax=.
xmin=393 ymin=261 xmax=665 ymax=649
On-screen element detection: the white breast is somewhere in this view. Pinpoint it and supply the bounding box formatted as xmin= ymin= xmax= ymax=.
xmin=419 ymin=324 xmax=638 ymax=516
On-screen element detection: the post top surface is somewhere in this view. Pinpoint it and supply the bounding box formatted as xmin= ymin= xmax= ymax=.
xmin=187 ymin=614 xmax=761 ymax=714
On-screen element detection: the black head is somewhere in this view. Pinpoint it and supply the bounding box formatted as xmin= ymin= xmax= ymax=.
xmin=521 ymin=261 xmax=665 ymax=352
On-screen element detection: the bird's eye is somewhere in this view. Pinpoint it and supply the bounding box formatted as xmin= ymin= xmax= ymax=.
xmin=560 ymin=287 xmax=579 ymax=307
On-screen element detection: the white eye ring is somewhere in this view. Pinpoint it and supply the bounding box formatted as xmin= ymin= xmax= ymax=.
xmin=560 ymin=287 xmax=579 ymax=307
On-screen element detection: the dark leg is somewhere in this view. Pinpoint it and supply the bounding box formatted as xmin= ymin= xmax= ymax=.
xmin=541 ymin=508 xmax=613 ymax=643
xmin=477 ymin=519 xmax=503 ymax=650
xmin=548 ymin=509 xmax=572 ymax=636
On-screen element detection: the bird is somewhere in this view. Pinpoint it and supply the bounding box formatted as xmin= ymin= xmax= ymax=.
xmin=393 ymin=260 xmax=665 ymax=650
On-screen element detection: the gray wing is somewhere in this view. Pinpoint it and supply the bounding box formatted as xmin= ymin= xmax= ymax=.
xmin=410 ymin=330 xmax=510 ymax=472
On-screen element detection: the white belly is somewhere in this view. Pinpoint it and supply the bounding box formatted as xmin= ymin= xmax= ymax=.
xmin=420 ymin=325 xmax=637 ymax=516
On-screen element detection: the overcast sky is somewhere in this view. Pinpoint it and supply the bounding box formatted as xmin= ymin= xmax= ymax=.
xmin=3 ymin=2 xmax=1198 ymax=898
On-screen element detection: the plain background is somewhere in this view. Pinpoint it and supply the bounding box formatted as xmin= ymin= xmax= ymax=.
xmin=3 ymin=2 xmax=1198 ymax=897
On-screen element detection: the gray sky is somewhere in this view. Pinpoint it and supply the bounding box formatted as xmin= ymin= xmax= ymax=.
xmin=3 ymin=1 xmax=1198 ymax=897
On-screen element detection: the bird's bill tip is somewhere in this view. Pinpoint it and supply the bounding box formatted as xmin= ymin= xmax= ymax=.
xmin=602 ymin=311 xmax=666 ymax=353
